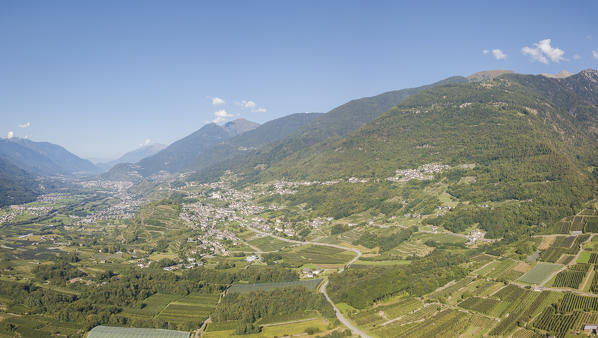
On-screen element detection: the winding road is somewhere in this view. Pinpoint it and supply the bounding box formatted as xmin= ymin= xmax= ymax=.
xmin=245 ymin=225 xmax=370 ymax=337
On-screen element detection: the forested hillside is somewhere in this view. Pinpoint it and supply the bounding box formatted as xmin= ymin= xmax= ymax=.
xmin=0 ymin=157 xmax=38 ymax=207
xmin=190 ymin=76 xmax=468 ymax=182
xmin=232 ymin=70 xmax=598 ymax=240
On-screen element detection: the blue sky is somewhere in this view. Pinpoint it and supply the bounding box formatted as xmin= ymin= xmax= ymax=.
xmin=1 ymin=1 xmax=597 ymax=160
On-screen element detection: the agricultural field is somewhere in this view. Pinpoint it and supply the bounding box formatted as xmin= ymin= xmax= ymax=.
xmin=279 ymin=245 xmax=356 ymax=267
xmin=318 ymin=228 xmax=363 ymax=246
xmin=388 ymin=240 xmax=434 ymax=258
xmin=411 ymin=232 xmax=467 ymax=244
xmin=349 ymin=297 xmax=425 ymax=331
xmin=577 ymin=250 xmax=592 ymax=263
xmin=540 ymin=235 xmax=590 ymax=263
xmin=156 ymin=294 xmax=219 ymax=326
xmin=552 ymin=270 xmax=586 ymax=289
xmin=204 ymin=318 xmax=333 ymax=338
xmin=559 ymin=293 xmax=598 ymax=312
xmin=227 ymin=279 xmax=322 ymax=294
xmin=370 ymin=308 xmax=475 ymax=338
xmin=533 ymin=307 xmax=580 ymax=337
xmin=122 ymin=293 xmax=183 ymax=318
xmin=247 ymin=236 xmax=293 ymax=252
xmin=518 ymin=262 xmax=562 ymax=284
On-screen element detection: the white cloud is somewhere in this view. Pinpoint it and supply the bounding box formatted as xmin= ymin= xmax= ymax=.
xmin=211 ymin=97 xmax=225 ymax=106
xmin=593 ymin=49 xmax=598 ymax=60
xmin=521 ymin=39 xmax=566 ymax=64
xmin=482 ymin=49 xmax=489 ymax=54
xmin=492 ymin=49 xmax=507 ymax=60
xmin=573 ymin=54 xmax=581 ymax=60
xmin=241 ymin=100 xmax=256 ymax=109
xmin=212 ymin=109 xmax=236 ymax=123
xmin=7 ymin=131 xmax=14 ymax=139
xmin=237 ymin=100 xmax=267 ymax=113
xmin=139 ymin=138 xmax=151 ymax=147
xmin=18 ymin=122 xmax=30 ymax=128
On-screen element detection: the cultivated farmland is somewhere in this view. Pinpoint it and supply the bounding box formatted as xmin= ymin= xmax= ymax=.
xmin=518 ymin=262 xmax=562 ymax=284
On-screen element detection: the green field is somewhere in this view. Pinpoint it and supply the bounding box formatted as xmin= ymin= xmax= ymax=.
xmin=518 ymin=262 xmax=562 ymax=284
xmin=577 ymin=250 xmax=592 ymax=263
xmin=280 ymin=245 xmax=356 ymax=266
xmin=123 ymin=294 xmax=182 ymax=317
xmin=157 ymin=294 xmax=219 ymax=324
xmin=412 ymin=232 xmax=467 ymax=244
xmin=205 ymin=318 xmax=331 ymax=338
xmin=248 ymin=236 xmax=293 ymax=251
xmin=228 ymin=279 xmax=322 ymax=294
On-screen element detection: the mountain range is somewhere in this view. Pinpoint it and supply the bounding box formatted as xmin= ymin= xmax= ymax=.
xmin=0 ymin=138 xmax=96 ymax=176
xmin=3 ymin=69 xmax=597 ymax=218
xmin=234 ymin=69 xmax=598 ymax=239
xmin=95 ymin=143 xmax=166 ymax=172
xmin=0 ymin=137 xmax=97 ymax=206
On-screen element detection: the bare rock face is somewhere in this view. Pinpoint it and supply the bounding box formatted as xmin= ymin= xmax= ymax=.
xmin=578 ymin=69 xmax=598 ymax=83
xmin=467 ymin=70 xmax=514 ymax=82
xmin=541 ymin=70 xmax=574 ymax=79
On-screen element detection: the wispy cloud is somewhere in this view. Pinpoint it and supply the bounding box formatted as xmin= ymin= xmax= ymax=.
xmin=211 ymin=97 xmax=225 ymax=106
xmin=492 ymin=49 xmax=507 ymax=60
xmin=237 ymin=100 xmax=266 ymax=113
xmin=18 ymin=122 xmax=30 ymax=128
xmin=573 ymin=54 xmax=581 ymax=60
xmin=212 ymin=109 xmax=237 ymax=123
xmin=7 ymin=131 xmax=14 ymax=139
xmin=592 ymin=49 xmax=598 ymax=60
xmin=139 ymin=138 xmax=151 ymax=147
xmin=482 ymin=49 xmax=506 ymax=60
xmin=521 ymin=39 xmax=566 ymax=64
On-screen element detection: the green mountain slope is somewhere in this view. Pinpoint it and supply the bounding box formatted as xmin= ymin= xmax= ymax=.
xmin=247 ymin=70 xmax=598 ymax=238
xmin=191 ymin=76 xmax=468 ymax=182
xmin=0 ymin=156 xmax=38 ymax=207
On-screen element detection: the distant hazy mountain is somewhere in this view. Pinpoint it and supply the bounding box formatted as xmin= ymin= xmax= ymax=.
xmin=184 ymin=112 xmax=322 ymax=173
xmin=0 ymin=156 xmax=38 ymax=207
xmin=0 ymin=138 xmax=97 ymax=176
xmin=96 ymin=143 xmax=166 ymax=172
xmin=104 ymin=118 xmax=259 ymax=179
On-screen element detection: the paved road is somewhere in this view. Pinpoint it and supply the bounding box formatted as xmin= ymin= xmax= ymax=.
xmin=320 ymin=280 xmax=372 ymax=338
xmin=246 ymin=225 xmax=369 ymax=337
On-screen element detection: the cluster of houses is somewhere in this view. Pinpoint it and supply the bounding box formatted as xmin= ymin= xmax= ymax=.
xmin=187 ymin=228 xmax=239 ymax=256
xmin=388 ymin=163 xmax=451 ymax=182
xmin=466 ymin=229 xmax=487 ymax=245
xmin=1 ymin=203 xmax=52 ymax=225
